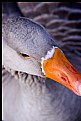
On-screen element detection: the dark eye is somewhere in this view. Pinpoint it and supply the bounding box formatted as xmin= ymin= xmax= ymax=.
xmin=20 ymin=53 xmax=31 ymax=58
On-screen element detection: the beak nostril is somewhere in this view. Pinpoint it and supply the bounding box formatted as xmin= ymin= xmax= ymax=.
xmin=61 ymin=76 xmax=67 ymax=83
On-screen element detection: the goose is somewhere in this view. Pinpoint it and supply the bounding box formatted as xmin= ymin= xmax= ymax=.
xmin=2 ymin=2 xmax=81 ymax=121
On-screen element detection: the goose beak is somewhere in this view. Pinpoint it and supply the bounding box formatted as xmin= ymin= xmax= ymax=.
xmin=42 ymin=48 xmax=81 ymax=96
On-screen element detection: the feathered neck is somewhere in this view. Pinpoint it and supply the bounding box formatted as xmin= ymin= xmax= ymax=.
xmin=2 ymin=65 xmax=46 ymax=86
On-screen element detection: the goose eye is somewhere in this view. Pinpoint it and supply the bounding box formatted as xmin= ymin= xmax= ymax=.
xmin=20 ymin=53 xmax=31 ymax=58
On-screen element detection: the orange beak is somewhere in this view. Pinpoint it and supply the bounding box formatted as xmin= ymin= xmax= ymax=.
xmin=42 ymin=48 xmax=81 ymax=96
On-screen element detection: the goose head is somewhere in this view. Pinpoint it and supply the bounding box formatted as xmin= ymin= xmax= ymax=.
xmin=2 ymin=16 xmax=81 ymax=96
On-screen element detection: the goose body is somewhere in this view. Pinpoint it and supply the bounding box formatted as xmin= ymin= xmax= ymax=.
xmin=2 ymin=2 xmax=81 ymax=121
xmin=3 ymin=68 xmax=81 ymax=121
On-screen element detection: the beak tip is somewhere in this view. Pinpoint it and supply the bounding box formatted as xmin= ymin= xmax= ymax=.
xmin=78 ymin=84 xmax=81 ymax=96
xmin=73 ymin=83 xmax=81 ymax=96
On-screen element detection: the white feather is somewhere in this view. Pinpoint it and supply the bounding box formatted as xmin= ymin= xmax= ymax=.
xmin=41 ymin=46 xmax=58 ymax=75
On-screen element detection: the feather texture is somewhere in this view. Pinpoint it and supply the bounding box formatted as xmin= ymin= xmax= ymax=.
xmin=2 ymin=2 xmax=81 ymax=121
